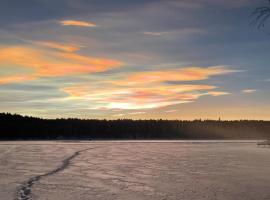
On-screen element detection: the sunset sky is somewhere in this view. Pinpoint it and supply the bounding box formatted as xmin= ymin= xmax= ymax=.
xmin=0 ymin=0 xmax=269 ymax=119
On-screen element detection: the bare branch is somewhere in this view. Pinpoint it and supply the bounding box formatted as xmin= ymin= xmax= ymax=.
xmin=251 ymin=1 xmax=270 ymax=28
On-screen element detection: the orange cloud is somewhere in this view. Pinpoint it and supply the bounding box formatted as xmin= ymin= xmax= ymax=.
xmin=125 ymin=66 xmax=237 ymax=84
xmin=60 ymin=20 xmax=97 ymax=27
xmin=63 ymin=85 xmax=92 ymax=98
xmin=62 ymin=84 xmax=217 ymax=110
xmin=207 ymin=91 xmax=230 ymax=96
xmin=0 ymin=75 xmax=35 ymax=84
xmin=59 ymin=64 xmax=235 ymax=110
xmin=0 ymin=45 xmax=122 ymax=82
xmin=34 ymin=41 xmax=80 ymax=52
xmin=165 ymin=109 xmax=179 ymax=113
xmin=37 ymin=51 xmax=121 ymax=76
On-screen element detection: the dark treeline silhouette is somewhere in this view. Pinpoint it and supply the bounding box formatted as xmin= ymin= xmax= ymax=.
xmin=0 ymin=113 xmax=270 ymax=140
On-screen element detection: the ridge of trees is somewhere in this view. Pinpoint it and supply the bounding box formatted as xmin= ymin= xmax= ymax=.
xmin=0 ymin=113 xmax=269 ymax=140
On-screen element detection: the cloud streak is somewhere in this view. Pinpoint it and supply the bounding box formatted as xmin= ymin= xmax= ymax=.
xmin=206 ymin=91 xmax=230 ymax=96
xmin=62 ymin=83 xmax=229 ymax=110
xmin=113 ymin=111 xmax=146 ymax=118
xmin=34 ymin=41 xmax=80 ymax=52
xmin=60 ymin=20 xmax=97 ymax=27
xmin=0 ymin=75 xmax=35 ymax=84
xmin=143 ymin=31 xmax=169 ymax=36
xmin=242 ymin=89 xmax=257 ymax=94
xmin=0 ymin=44 xmax=122 ymax=84
xmin=60 ymin=65 xmax=235 ymax=110
xmin=111 ymin=66 xmax=239 ymax=86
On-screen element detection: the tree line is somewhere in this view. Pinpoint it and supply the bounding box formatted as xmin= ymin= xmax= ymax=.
xmin=0 ymin=113 xmax=269 ymax=140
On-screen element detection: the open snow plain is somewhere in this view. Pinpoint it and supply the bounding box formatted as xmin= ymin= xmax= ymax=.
xmin=0 ymin=141 xmax=270 ymax=200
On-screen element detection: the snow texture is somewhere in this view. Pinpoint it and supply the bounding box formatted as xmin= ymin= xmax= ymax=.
xmin=0 ymin=141 xmax=269 ymax=200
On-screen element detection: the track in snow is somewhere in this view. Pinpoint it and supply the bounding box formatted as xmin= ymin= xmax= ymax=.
xmin=15 ymin=148 xmax=92 ymax=200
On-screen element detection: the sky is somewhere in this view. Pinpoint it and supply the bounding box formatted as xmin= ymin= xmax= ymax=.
xmin=0 ymin=0 xmax=269 ymax=120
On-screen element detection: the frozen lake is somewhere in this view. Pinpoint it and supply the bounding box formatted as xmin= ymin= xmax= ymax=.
xmin=0 ymin=141 xmax=270 ymax=200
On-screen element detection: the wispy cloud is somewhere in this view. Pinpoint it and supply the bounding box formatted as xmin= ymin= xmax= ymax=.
xmin=128 ymin=111 xmax=146 ymax=115
xmin=165 ymin=109 xmax=179 ymax=113
xmin=59 ymin=20 xmax=97 ymax=27
xmin=34 ymin=41 xmax=80 ymax=52
xmin=63 ymin=84 xmax=219 ymax=110
xmin=142 ymin=28 xmax=205 ymax=38
xmin=112 ymin=111 xmax=146 ymax=118
xmin=142 ymin=31 xmax=169 ymax=36
xmin=0 ymin=45 xmax=122 ymax=84
xmin=0 ymin=75 xmax=35 ymax=84
xmin=112 ymin=113 xmax=125 ymax=117
xmin=60 ymin=65 xmax=237 ymax=110
xmin=242 ymin=89 xmax=257 ymax=94
xmin=112 ymin=66 xmax=240 ymax=86
xmin=207 ymin=91 xmax=230 ymax=96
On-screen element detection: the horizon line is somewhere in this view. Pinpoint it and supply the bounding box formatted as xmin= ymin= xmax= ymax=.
xmin=1 ymin=112 xmax=270 ymax=122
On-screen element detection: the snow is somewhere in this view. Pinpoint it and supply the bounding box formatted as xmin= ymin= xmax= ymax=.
xmin=0 ymin=141 xmax=270 ymax=200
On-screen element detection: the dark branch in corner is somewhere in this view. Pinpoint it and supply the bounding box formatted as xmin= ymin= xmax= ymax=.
xmin=250 ymin=0 xmax=270 ymax=28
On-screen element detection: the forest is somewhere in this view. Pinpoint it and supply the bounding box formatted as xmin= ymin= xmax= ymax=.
xmin=0 ymin=113 xmax=270 ymax=140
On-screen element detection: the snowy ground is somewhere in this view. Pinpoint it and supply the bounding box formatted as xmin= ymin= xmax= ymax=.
xmin=0 ymin=141 xmax=270 ymax=200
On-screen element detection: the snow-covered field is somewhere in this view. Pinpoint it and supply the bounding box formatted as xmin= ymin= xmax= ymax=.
xmin=0 ymin=141 xmax=270 ymax=200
